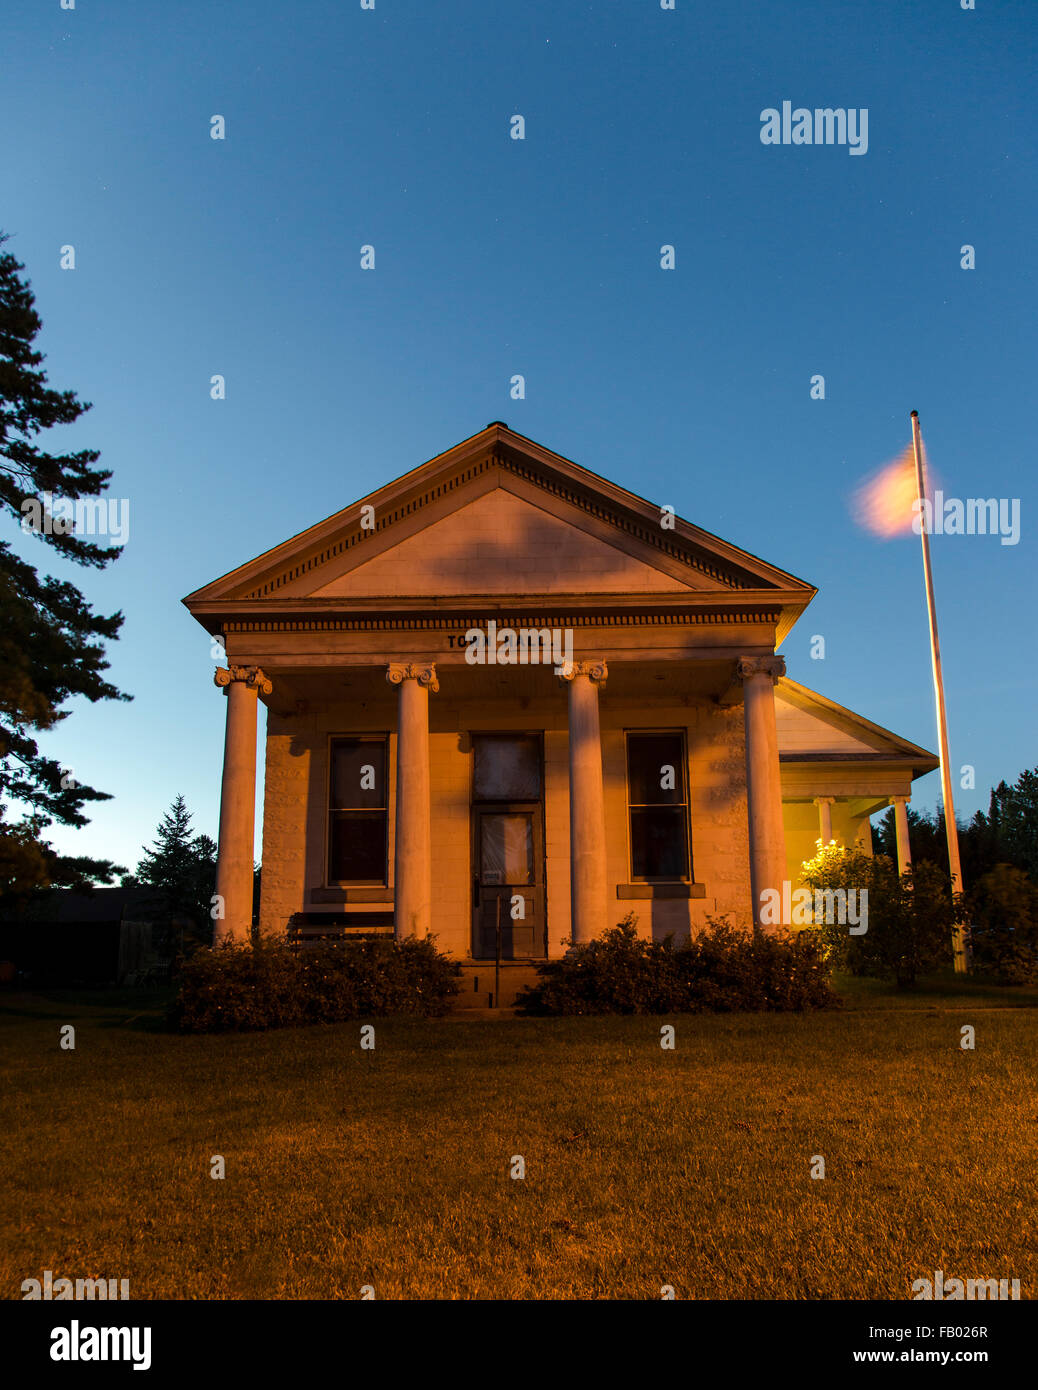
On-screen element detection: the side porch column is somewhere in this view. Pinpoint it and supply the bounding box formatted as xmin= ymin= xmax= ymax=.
xmin=213 ymin=665 xmax=272 ymax=944
xmin=387 ymin=662 xmax=438 ymax=940
xmin=890 ymin=795 xmax=913 ymax=876
xmin=560 ymin=660 xmax=609 ymax=945
xmin=814 ymin=795 xmax=835 ymax=846
xmin=737 ymin=656 xmax=787 ymax=932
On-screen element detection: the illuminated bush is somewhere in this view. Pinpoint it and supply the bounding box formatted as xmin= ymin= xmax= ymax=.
xmin=801 ymin=841 xmax=960 ymax=988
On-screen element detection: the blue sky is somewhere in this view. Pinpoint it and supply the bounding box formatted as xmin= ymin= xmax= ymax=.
xmin=3 ymin=0 xmax=1035 ymax=871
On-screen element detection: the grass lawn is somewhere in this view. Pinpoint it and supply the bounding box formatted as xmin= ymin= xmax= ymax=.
xmin=2 ymin=979 xmax=1036 ymax=1300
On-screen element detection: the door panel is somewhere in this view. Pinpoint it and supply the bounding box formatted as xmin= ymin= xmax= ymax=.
xmin=470 ymin=734 xmax=546 ymax=960
xmin=474 ymin=808 xmax=542 ymax=958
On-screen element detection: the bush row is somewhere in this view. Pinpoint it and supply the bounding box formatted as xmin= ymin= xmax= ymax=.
xmin=169 ymin=860 xmax=1038 ymax=1031
xmin=516 ymin=915 xmax=839 ymax=1015
xmin=169 ymin=936 xmax=460 ymax=1032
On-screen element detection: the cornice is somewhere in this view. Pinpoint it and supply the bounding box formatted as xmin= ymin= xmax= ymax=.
xmin=216 ymin=606 xmax=784 ymax=634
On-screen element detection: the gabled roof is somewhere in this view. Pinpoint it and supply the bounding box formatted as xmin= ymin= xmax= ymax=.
xmin=776 ymin=678 xmax=939 ymax=777
xmin=183 ymin=423 xmax=816 ymax=641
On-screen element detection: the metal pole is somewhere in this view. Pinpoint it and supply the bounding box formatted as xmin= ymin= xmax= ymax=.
xmin=910 ymin=411 xmax=969 ymax=972
xmin=495 ymin=893 xmax=501 ymax=1010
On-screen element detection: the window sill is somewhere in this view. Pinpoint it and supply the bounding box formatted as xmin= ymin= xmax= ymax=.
xmin=616 ymin=883 xmax=706 ymax=900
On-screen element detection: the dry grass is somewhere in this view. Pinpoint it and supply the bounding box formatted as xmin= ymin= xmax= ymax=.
xmin=2 ymin=984 xmax=1036 ymax=1299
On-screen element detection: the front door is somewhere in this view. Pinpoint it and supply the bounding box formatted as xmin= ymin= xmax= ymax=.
xmin=471 ymin=736 xmax=546 ymax=959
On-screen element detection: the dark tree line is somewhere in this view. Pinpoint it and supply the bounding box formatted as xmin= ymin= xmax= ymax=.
xmin=873 ymin=767 xmax=1038 ymax=887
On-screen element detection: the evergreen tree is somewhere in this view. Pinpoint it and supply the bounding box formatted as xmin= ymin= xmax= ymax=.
xmin=991 ymin=769 xmax=1038 ymax=882
xmin=0 ymin=232 xmax=128 ymax=896
xmin=135 ymin=795 xmax=218 ymax=934
xmin=872 ymin=806 xmax=896 ymax=860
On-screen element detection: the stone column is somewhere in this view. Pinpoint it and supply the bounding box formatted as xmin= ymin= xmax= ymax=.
xmin=387 ymin=662 xmax=438 ymax=940
xmin=814 ymin=796 xmax=835 ymax=846
xmin=890 ymin=795 xmax=912 ymax=875
xmin=737 ymin=656 xmax=788 ymax=931
xmin=560 ymin=660 xmax=609 ymax=945
xmin=213 ymin=665 xmax=272 ymax=944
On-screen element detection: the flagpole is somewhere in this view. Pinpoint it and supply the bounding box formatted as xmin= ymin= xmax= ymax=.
xmin=910 ymin=410 xmax=969 ymax=973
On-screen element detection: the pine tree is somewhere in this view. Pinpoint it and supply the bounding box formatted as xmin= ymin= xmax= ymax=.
xmin=0 ymin=232 xmax=128 ymax=897
xmin=995 ymin=768 xmax=1038 ymax=882
xmin=872 ymin=806 xmax=896 ymax=859
xmin=135 ymin=795 xmax=218 ymax=933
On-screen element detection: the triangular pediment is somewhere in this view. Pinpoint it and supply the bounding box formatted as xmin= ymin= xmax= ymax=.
xmin=183 ymin=425 xmax=816 ymax=627
xmin=310 ymin=483 xmax=717 ymax=598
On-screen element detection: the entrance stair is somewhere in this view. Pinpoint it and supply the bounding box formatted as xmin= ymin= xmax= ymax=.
xmin=452 ymin=963 xmax=543 ymax=1012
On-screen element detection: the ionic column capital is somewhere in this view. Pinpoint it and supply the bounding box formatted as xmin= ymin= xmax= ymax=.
xmin=736 ymin=655 xmax=786 ymax=683
xmin=214 ymin=665 xmax=273 ymax=695
xmin=558 ymin=659 xmax=608 ymax=685
xmin=889 ymin=794 xmax=910 ymax=806
xmin=386 ymin=662 xmax=439 ymax=693
xmin=813 ymin=796 xmax=836 ymax=806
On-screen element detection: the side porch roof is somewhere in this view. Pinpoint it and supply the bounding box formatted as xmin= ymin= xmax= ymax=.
xmin=776 ymin=676 xmax=939 ymax=813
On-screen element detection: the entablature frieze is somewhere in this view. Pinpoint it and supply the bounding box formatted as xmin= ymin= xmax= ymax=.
xmin=211 ymin=606 xmax=784 ymax=635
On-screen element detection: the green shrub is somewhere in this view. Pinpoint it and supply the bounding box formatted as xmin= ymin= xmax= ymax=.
xmin=801 ymin=842 xmax=963 ymax=988
xmin=516 ymin=915 xmax=678 ymax=1015
xmin=967 ymin=863 xmax=1038 ymax=985
xmin=169 ymin=936 xmax=460 ymax=1033
xmin=681 ymin=917 xmax=837 ymax=1013
xmin=516 ymin=914 xmax=837 ymax=1016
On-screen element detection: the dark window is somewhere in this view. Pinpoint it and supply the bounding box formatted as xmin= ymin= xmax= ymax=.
xmin=626 ymin=732 xmax=691 ymax=880
xmin=328 ymin=737 xmax=388 ymax=883
xmin=473 ymin=735 xmax=542 ymax=801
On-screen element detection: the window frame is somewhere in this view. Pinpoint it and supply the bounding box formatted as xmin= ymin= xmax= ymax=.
xmin=624 ymin=728 xmax=693 ymax=884
xmin=325 ymin=733 xmax=390 ymax=887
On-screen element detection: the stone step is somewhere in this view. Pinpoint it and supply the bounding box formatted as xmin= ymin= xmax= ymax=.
xmin=454 ymin=990 xmax=494 ymax=1010
xmin=453 ymin=965 xmax=542 ymax=1011
xmin=442 ymin=1007 xmax=520 ymax=1021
